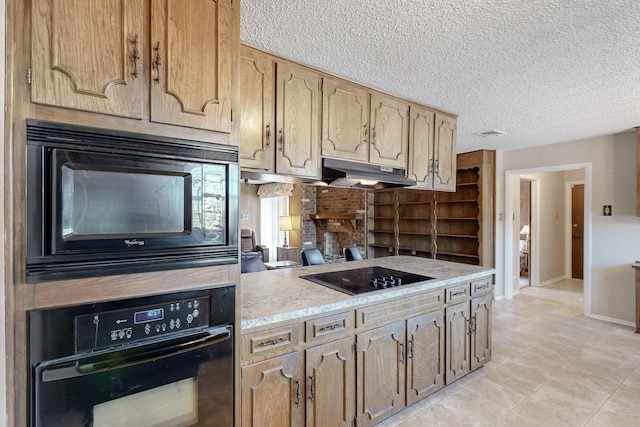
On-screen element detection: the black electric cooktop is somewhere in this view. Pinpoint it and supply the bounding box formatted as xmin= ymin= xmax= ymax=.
xmin=301 ymin=266 xmax=435 ymax=295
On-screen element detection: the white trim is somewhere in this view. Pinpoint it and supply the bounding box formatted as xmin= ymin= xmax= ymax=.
xmin=537 ymin=275 xmax=570 ymax=287
xmin=504 ymin=162 xmax=592 ymax=319
xmin=589 ymin=314 xmax=635 ymax=329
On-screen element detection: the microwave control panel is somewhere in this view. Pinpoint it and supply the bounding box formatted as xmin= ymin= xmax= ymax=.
xmin=75 ymin=296 xmax=211 ymax=352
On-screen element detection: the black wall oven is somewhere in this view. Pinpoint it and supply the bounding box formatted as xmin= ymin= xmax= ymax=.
xmin=25 ymin=119 xmax=239 ymax=282
xmin=29 ymin=285 xmax=235 ymax=427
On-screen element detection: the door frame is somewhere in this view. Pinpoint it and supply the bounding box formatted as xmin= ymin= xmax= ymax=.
xmin=515 ymin=176 xmax=538 ymax=293
xmin=565 ymin=180 xmax=584 ymax=279
xmin=504 ymin=163 xmax=592 ymax=317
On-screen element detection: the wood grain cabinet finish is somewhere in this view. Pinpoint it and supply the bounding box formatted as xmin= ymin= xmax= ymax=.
xmin=306 ymin=337 xmax=355 ymax=427
xmin=445 ymin=283 xmax=493 ymax=385
xmin=149 ymin=0 xmax=235 ymax=132
xmin=368 ymin=92 xmax=409 ymax=169
xmin=32 ymin=0 xmax=237 ymax=133
xmin=321 ymin=77 xmax=370 ymax=163
xmin=471 ymin=293 xmax=492 ymax=370
xmin=406 ymin=309 xmax=445 ymax=405
xmin=356 ymin=321 xmax=406 ymax=427
xmin=408 ymin=105 xmax=457 ymax=191
xmin=239 ymin=45 xmax=275 ymax=171
xmin=31 ymin=0 xmax=146 ymax=118
xmin=241 ymin=351 xmax=305 ymax=427
xmin=275 ymin=61 xmax=322 ymax=178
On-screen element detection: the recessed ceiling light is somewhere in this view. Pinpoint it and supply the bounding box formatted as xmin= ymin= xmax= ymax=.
xmin=475 ymin=130 xmax=506 ymax=137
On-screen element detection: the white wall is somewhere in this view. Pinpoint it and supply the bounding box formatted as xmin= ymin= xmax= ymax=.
xmin=499 ymin=131 xmax=638 ymax=325
xmin=534 ymin=171 xmax=567 ymax=283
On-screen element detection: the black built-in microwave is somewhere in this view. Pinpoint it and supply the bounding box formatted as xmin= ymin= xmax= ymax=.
xmin=25 ymin=119 xmax=239 ymax=283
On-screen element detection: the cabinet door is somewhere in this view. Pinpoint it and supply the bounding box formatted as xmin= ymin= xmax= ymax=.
xmin=369 ymin=92 xmax=409 ymax=169
xmin=240 ymin=45 xmax=275 ymax=172
xmin=150 ymin=0 xmax=237 ymax=133
xmin=356 ymin=322 xmax=405 ymax=427
xmin=275 ymin=62 xmax=322 ymax=178
xmin=471 ymin=293 xmax=492 ymax=371
xmin=306 ymin=337 xmax=355 ymax=427
xmin=433 ymin=114 xmax=457 ymax=191
xmin=445 ymin=301 xmax=471 ymax=384
xmin=406 ymin=309 xmax=445 ymax=405
xmin=408 ymin=105 xmax=435 ymax=188
xmin=31 ymin=0 xmax=145 ymax=118
xmin=241 ymin=352 xmax=305 ymax=427
xmin=322 ymin=77 xmax=370 ymax=162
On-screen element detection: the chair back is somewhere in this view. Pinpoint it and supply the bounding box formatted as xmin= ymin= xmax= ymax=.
xmin=343 ymin=245 xmax=363 ymax=261
xmin=301 ymin=248 xmax=325 ymax=266
xmin=241 ymin=256 xmax=268 ymax=273
xmin=240 ymin=229 xmax=256 ymax=251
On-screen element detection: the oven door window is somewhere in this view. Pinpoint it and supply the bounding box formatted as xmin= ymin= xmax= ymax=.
xmin=33 ymin=327 xmax=233 ymax=427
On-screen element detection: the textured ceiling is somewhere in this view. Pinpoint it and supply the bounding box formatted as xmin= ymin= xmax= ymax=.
xmin=240 ymin=0 xmax=640 ymax=153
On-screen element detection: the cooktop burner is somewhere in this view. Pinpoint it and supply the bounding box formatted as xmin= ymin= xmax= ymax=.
xmin=301 ymin=266 xmax=435 ymax=295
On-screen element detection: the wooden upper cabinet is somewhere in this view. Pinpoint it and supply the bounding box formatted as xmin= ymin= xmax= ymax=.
xmin=322 ymin=77 xmax=370 ymax=163
xmin=369 ymin=92 xmax=409 ymax=169
xmin=31 ymin=0 xmax=238 ymax=133
xmin=275 ymin=61 xmax=322 ymax=179
xmin=150 ymin=0 xmax=236 ymax=133
xmin=31 ymin=0 xmax=146 ymax=118
xmin=408 ymin=105 xmax=457 ymax=191
xmin=239 ymin=45 xmax=275 ymax=172
xmin=433 ymin=113 xmax=457 ymax=190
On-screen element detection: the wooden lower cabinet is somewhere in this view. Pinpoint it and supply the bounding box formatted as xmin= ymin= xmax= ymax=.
xmin=445 ymin=292 xmax=493 ymax=385
xmin=241 ymin=351 xmax=305 ymax=427
xmin=406 ymin=309 xmax=445 ymax=405
xmin=356 ymin=321 xmax=406 ymax=427
xmin=471 ymin=293 xmax=492 ymax=371
xmin=242 ymin=336 xmax=355 ymax=427
xmin=306 ymin=337 xmax=355 ymax=427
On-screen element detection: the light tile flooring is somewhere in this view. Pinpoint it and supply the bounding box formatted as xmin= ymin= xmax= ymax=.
xmin=377 ymin=279 xmax=640 ymax=426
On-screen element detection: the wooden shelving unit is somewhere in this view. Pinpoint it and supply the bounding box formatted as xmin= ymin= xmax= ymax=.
xmin=367 ymin=150 xmax=495 ymax=267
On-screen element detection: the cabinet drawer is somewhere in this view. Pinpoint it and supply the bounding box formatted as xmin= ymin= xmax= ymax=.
xmin=446 ymin=284 xmax=471 ymax=303
xmin=306 ymin=311 xmax=353 ymax=344
xmin=356 ymin=290 xmax=444 ymax=329
xmin=471 ymin=277 xmax=493 ymax=296
xmin=242 ymin=324 xmax=301 ymax=361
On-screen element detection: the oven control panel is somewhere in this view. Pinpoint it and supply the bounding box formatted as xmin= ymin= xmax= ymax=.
xmin=75 ymin=296 xmax=210 ymax=352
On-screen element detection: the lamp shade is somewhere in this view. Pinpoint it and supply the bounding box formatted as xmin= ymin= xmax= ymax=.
xmin=520 ymin=224 xmax=530 ymax=235
xmin=279 ymin=215 xmax=293 ymax=231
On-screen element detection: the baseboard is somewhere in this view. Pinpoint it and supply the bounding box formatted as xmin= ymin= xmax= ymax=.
xmin=535 ymin=275 xmax=569 ymax=287
xmin=589 ymin=313 xmax=636 ymax=329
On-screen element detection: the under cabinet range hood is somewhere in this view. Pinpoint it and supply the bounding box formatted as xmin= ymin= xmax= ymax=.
xmin=322 ymin=158 xmax=416 ymax=189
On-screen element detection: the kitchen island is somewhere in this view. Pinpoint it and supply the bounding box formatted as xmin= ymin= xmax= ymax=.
xmin=240 ymin=256 xmax=495 ymax=427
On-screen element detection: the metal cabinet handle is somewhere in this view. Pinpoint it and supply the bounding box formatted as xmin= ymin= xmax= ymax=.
xmin=259 ymin=337 xmax=285 ymax=347
xmin=399 ymin=342 xmax=405 ymax=364
xmin=278 ymin=128 xmax=284 ymax=152
xmin=131 ymin=35 xmax=140 ymax=78
xmin=434 ymin=159 xmax=439 ymax=174
xmin=294 ymin=380 xmax=301 ymax=407
xmin=364 ymin=125 xmax=368 ymax=142
xmin=371 ymin=128 xmax=376 ymax=144
xmin=154 ymin=41 xmax=162 ymax=83
xmin=452 ymin=291 xmax=467 ymax=297
xmin=476 ymin=284 xmax=489 ymax=291
xmin=409 ymin=339 xmax=414 ymax=359
xmin=265 ymin=124 xmax=271 ymax=147
xmin=308 ymin=376 xmax=315 ymax=402
xmin=319 ymin=324 xmax=342 ymax=333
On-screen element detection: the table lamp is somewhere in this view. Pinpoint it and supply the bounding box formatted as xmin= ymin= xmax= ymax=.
xmin=279 ymin=215 xmax=293 ymax=248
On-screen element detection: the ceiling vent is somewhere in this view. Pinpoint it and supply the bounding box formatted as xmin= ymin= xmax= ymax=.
xmin=475 ymin=130 xmax=506 ymax=137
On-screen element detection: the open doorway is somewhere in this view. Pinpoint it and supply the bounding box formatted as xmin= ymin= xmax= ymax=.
xmin=518 ymin=179 xmax=532 ymax=287
xmin=504 ymin=164 xmax=591 ymax=317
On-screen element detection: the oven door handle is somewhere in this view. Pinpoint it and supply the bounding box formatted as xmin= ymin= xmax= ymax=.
xmin=40 ymin=326 xmax=231 ymax=383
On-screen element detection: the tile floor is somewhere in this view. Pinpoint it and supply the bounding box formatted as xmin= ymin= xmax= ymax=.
xmin=377 ymin=279 xmax=640 ymax=426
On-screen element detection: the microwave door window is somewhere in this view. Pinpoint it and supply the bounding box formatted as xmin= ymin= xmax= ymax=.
xmin=61 ymin=165 xmax=189 ymax=240
xmin=200 ymin=165 xmax=226 ymax=244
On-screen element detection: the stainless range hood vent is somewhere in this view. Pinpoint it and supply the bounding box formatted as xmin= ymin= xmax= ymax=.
xmin=322 ymin=158 xmax=416 ymax=189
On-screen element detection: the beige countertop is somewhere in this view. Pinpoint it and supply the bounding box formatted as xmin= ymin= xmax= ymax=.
xmin=241 ymin=256 xmax=495 ymax=331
